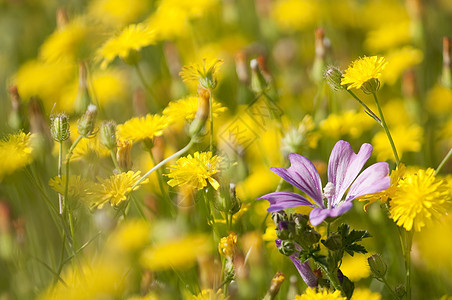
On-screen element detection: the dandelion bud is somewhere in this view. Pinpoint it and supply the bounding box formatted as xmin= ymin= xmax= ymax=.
xmin=250 ymin=58 xmax=268 ymax=94
xmin=324 ymin=66 xmax=344 ymax=91
xmin=74 ymin=62 xmax=92 ymax=114
xmin=51 ymin=113 xmax=70 ymax=142
xmin=116 ymin=139 xmax=132 ymax=171
xmin=77 ymin=104 xmax=97 ymax=137
xmin=218 ymin=232 xmax=238 ymax=260
xmin=235 ymin=51 xmax=249 ymax=84
xmin=215 ymin=183 xmax=241 ymax=214
xmin=361 ymin=78 xmax=381 ymax=94
xmin=189 ymin=87 xmax=210 ymax=137
xmin=312 ymin=28 xmax=327 ymax=84
xmin=99 ymin=121 xmax=117 ymax=150
xmin=368 ymin=254 xmax=387 ymax=278
xmin=264 ymin=271 xmax=285 ymax=300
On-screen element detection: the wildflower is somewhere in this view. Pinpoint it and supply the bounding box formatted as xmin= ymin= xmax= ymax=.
xmin=180 ymin=59 xmax=224 ymax=90
xmin=140 ymin=234 xmax=211 ymax=271
xmin=271 ymin=0 xmax=317 ymax=32
xmin=372 ymin=125 xmax=422 ymax=162
xmin=163 ymin=95 xmax=226 ymax=124
xmin=351 ymin=288 xmax=382 ymax=300
xmin=218 ymin=232 xmax=237 ymax=260
xmin=324 ymin=66 xmax=345 ymax=91
xmin=166 ymin=152 xmax=221 ymax=190
xmin=99 ymin=121 xmax=117 ymax=150
xmin=50 ymin=114 xmax=70 ymax=142
xmin=116 ymin=139 xmax=133 ymax=171
xmin=258 ymin=140 xmax=390 ymax=226
xmin=381 ymin=47 xmax=423 ymax=85
xmin=0 ymin=132 xmax=33 ymax=181
xmin=295 ymin=288 xmax=345 ymax=300
xmin=426 ymin=84 xmax=452 ymax=116
xmin=340 ymin=252 xmax=372 ymax=281
xmin=319 ymin=111 xmax=374 ymax=139
xmin=49 ymin=175 xmax=93 ymax=202
xmin=116 ymin=114 xmax=169 ymax=143
xmin=107 ymin=219 xmax=151 ymax=253
xmin=390 ymin=168 xmax=451 ymax=232
xmin=364 ymin=22 xmax=411 ymax=52
xmin=88 ymin=0 xmax=150 ymax=27
xmin=188 ymin=289 xmax=228 ymax=300
xmin=89 ymin=171 xmax=148 ymax=208
xmin=341 ymin=56 xmax=387 ymax=92
xmin=77 ymin=104 xmax=98 ymax=137
xmin=265 ymin=272 xmax=286 ymax=299
xmin=98 ymin=23 xmax=156 ymax=68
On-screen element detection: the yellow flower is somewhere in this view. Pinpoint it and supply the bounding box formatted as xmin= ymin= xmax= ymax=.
xmin=360 ymin=164 xmax=406 ymax=210
xmin=117 ymin=114 xmax=169 ymax=143
xmin=89 ymin=171 xmax=149 ymax=208
xmin=107 ymin=219 xmax=151 ymax=253
xmin=98 ymin=23 xmax=156 ymax=68
xmin=351 ymin=288 xmax=381 ymax=300
xmin=218 ymin=232 xmax=237 ymax=259
xmin=372 ymin=125 xmax=423 ymax=162
xmin=89 ymin=0 xmax=150 ymax=27
xmin=426 ymin=84 xmax=452 ymax=116
xmin=390 ymin=168 xmax=451 ymax=232
xmin=48 ymin=175 xmax=93 ymax=202
xmin=140 ymin=234 xmax=211 ymax=271
xmin=271 ymin=0 xmax=317 ymax=32
xmin=365 ymin=22 xmax=411 ymax=52
xmin=340 ymin=252 xmax=372 ymax=281
xmin=341 ymin=56 xmax=387 ymax=90
xmin=188 ymin=289 xmax=227 ymax=300
xmin=166 ymin=152 xmax=221 ymax=190
xmin=319 ymin=111 xmax=374 ymax=139
xmin=381 ymin=47 xmax=423 ymax=85
xmin=0 ymin=132 xmax=33 ymax=181
xmin=180 ymin=58 xmax=224 ymax=90
xmin=163 ymin=95 xmax=226 ymax=124
xmin=295 ymin=288 xmax=345 ymax=300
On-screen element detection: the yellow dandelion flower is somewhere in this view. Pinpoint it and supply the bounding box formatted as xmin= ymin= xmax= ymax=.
xmin=351 ymin=288 xmax=381 ymax=300
xmin=390 ymin=168 xmax=451 ymax=232
xmin=0 ymin=132 xmax=33 ymax=180
xmin=48 ymin=175 xmax=93 ymax=202
xmin=218 ymin=232 xmax=237 ymax=259
xmin=271 ymin=0 xmax=317 ymax=32
xmin=380 ymin=99 xmax=412 ymax=127
xmin=89 ymin=0 xmax=150 ymax=27
xmin=319 ymin=111 xmax=375 ymax=139
xmin=39 ymin=19 xmax=92 ymax=63
xmin=360 ymin=164 xmax=406 ymax=210
xmin=340 ymin=252 xmax=372 ymax=281
xmin=140 ymin=234 xmax=211 ymax=271
xmin=117 ymin=114 xmax=169 ymax=143
xmin=89 ymin=171 xmax=149 ymax=208
xmin=426 ymin=84 xmax=452 ymax=116
xmin=372 ymin=125 xmax=423 ymax=162
xmin=166 ymin=152 xmax=221 ymax=190
xmin=98 ymin=23 xmax=156 ymax=68
xmin=295 ymin=288 xmax=345 ymax=300
xmin=188 ymin=289 xmax=227 ymax=300
xmin=91 ymin=69 xmax=128 ymax=106
xmin=381 ymin=47 xmax=423 ymax=85
xmin=180 ymin=59 xmax=224 ymax=90
xmin=365 ymin=22 xmax=411 ymax=52
xmin=341 ymin=56 xmax=387 ymax=90
xmin=107 ymin=219 xmax=151 ymax=253
xmin=163 ymin=95 xmax=226 ymax=124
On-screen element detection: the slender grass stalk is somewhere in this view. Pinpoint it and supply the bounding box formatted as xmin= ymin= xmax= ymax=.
xmin=110 ymin=149 xmax=121 ymax=171
xmin=435 ymin=147 xmax=452 ymax=175
xmin=58 ymin=141 xmax=63 ymax=214
xmin=209 ymin=88 xmax=214 ymax=153
xmin=347 ymin=90 xmax=382 ymax=126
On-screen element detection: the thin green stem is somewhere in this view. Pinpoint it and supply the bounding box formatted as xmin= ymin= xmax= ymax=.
xmin=134 ymin=63 xmax=159 ymax=112
xmin=63 ymin=135 xmax=83 ymax=214
xmin=31 ymin=255 xmax=67 ymax=287
xmin=110 ymin=149 xmax=121 ymax=171
xmin=131 ymin=138 xmax=196 ymax=190
xmin=435 ymin=147 xmax=452 ymax=175
xmin=318 ymin=264 xmax=344 ymax=295
xmin=58 ymin=141 xmax=63 ymax=214
xmin=381 ymin=277 xmax=400 ymax=299
xmin=372 ymin=93 xmax=400 ymax=165
xmin=403 ymin=230 xmax=413 ymax=300
xmin=55 ymin=232 xmax=66 ymax=282
xmin=209 ymin=88 xmax=214 ymax=153
xmin=347 ymin=90 xmax=382 ymax=126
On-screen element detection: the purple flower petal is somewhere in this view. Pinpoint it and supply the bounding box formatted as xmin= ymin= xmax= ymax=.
xmin=328 ymin=141 xmax=372 ymax=206
xmin=258 ymin=192 xmax=314 ymax=212
xmin=346 ymin=162 xmax=390 ymax=201
xmin=289 ymin=256 xmax=318 ymax=287
xmin=270 ymin=153 xmax=323 ymax=207
xmin=309 ymin=202 xmax=353 ymax=226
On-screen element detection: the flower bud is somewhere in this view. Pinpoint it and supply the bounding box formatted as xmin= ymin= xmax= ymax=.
xmin=189 ymin=87 xmax=210 ymax=137
xmin=77 ymin=104 xmax=97 ymax=137
xmin=368 ymin=254 xmax=387 ymax=278
xmin=278 ymin=240 xmax=295 ymax=256
xmin=361 ymin=78 xmax=381 ymax=94
xmin=264 ymin=271 xmax=286 ymax=300
xmin=51 ymin=113 xmax=70 ymax=142
xmin=271 ymin=211 xmax=287 ymax=225
xmin=218 ymin=232 xmax=238 ymax=260
xmin=250 ymin=58 xmax=268 ymax=94
xmin=74 ymin=62 xmax=92 ymax=115
xmin=215 ymin=183 xmax=241 ymax=215
xmin=8 ymin=86 xmax=25 ymax=131
xmin=116 ymin=139 xmax=132 ymax=171
xmin=324 ymin=66 xmax=344 ymax=91
xmin=99 ymin=121 xmax=117 ymax=150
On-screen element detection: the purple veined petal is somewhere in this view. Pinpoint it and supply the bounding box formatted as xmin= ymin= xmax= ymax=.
xmin=309 ymin=202 xmax=354 ymax=226
xmin=289 ymin=255 xmax=318 ymax=287
xmin=346 ymin=162 xmax=390 ymax=201
xmin=270 ymin=153 xmax=324 ymax=208
xmin=257 ymin=192 xmax=314 ymax=212
xmin=328 ymin=141 xmax=372 ymax=206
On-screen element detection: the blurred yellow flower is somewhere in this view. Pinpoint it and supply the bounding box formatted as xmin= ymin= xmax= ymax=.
xmin=107 ymin=219 xmax=151 ymax=253
xmin=271 ymin=0 xmax=317 ymax=32
xmin=341 ymin=56 xmax=387 ymax=90
xmin=0 ymin=132 xmax=33 ymax=181
xmin=365 ymin=22 xmax=411 ymax=52
xmin=380 ymin=99 xmax=412 ymax=127
xmin=319 ymin=111 xmax=374 ymax=139
xmin=89 ymin=0 xmax=150 ymax=27
xmin=166 ymin=152 xmax=221 ymax=190
xmin=372 ymin=125 xmax=423 ymax=162
xmin=140 ymin=234 xmax=211 ymax=271
xmin=426 ymin=84 xmax=452 ymax=116
xmin=351 ymin=288 xmax=381 ymax=300
xmin=180 ymin=59 xmax=224 ymax=90
xmin=390 ymin=168 xmax=451 ymax=232
xmin=381 ymin=47 xmax=423 ymax=85
xmin=340 ymin=252 xmax=372 ymax=281
xmin=218 ymin=232 xmax=237 ymax=259
xmin=236 ymin=165 xmax=280 ymax=200
xmin=117 ymin=114 xmax=169 ymax=143
xmin=98 ymin=23 xmax=156 ymax=68
xmin=295 ymin=288 xmax=345 ymax=300
xmin=188 ymin=289 xmax=227 ymax=300
xmin=89 ymin=171 xmax=149 ymax=208
xmin=163 ymin=95 xmax=226 ymax=124
xmin=48 ymin=175 xmax=93 ymax=202
xmin=68 ymin=123 xmax=110 ymax=160
xmin=91 ymin=69 xmax=129 ymax=107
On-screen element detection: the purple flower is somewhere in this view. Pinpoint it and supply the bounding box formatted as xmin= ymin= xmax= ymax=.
xmin=258 ymin=140 xmax=390 ymax=226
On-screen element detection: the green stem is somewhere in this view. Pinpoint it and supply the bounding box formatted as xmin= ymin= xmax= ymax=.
xmin=134 ymin=63 xmax=159 ymax=112
xmin=55 ymin=232 xmax=66 ymax=282
xmin=403 ymin=230 xmax=413 ymax=300
xmin=58 ymin=141 xmax=63 ymax=214
xmin=131 ymin=138 xmax=196 ymax=190
xmin=318 ymin=264 xmax=344 ymax=295
xmin=347 ymin=90 xmax=382 ymax=126
xmin=435 ymin=147 xmax=452 ymax=175
xmin=209 ymin=88 xmax=214 ymax=153
xmin=381 ymin=277 xmax=400 ymax=299
xmin=63 ymin=135 xmax=83 ymax=213
xmin=110 ymin=149 xmax=121 ymax=171
xmin=372 ymin=93 xmax=400 ymax=165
